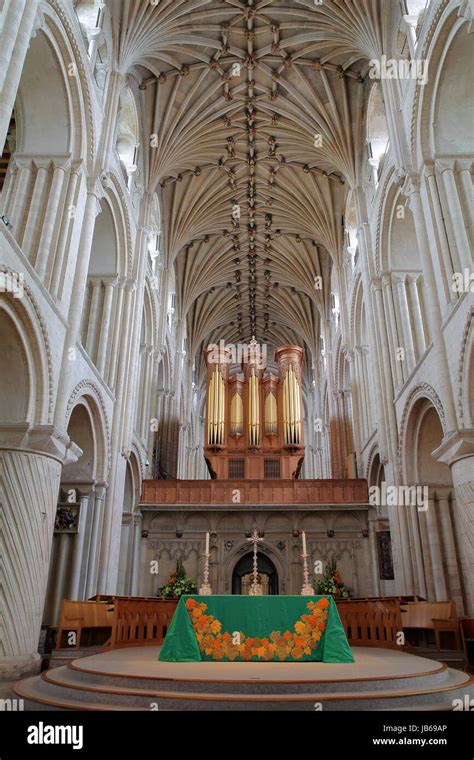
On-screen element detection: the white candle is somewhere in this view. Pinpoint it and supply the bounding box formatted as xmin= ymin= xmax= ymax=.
xmin=302 ymin=531 xmax=307 ymax=556
xmin=205 ymin=531 xmax=210 ymax=555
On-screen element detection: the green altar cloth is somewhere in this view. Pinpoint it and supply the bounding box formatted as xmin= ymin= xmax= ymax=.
xmin=159 ymin=595 xmax=354 ymax=663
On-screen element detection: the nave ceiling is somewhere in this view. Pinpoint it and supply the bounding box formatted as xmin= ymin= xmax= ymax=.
xmin=110 ymin=0 xmax=394 ymax=368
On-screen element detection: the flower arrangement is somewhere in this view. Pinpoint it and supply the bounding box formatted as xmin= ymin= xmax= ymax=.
xmin=161 ymin=559 xmax=197 ymax=599
xmin=316 ymin=558 xmax=350 ymax=599
xmin=185 ymin=597 xmax=330 ymax=661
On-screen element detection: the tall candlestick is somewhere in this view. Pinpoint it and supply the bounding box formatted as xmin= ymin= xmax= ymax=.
xmin=300 ymin=531 xmax=314 ymax=596
xmin=199 ymin=531 xmax=212 ymax=595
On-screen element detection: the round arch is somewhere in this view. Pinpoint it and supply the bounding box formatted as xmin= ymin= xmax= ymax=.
xmin=65 ymin=383 xmax=110 ymax=483
xmin=15 ymin=3 xmax=94 ymax=167
xmin=231 ymin=551 xmax=279 ymax=595
xmin=0 ymin=284 xmax=52 ymax=425
xmin=414 ymin=11 xmax=473 ymax=164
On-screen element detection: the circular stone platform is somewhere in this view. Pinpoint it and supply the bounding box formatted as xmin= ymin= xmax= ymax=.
xmin=14 ymin=646 xmax=474 ymax=711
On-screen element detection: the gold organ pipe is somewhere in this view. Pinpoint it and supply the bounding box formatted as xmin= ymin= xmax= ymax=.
xmin=216 ymin=368 xmax=221 ymax=445
xmin=293 ymin=367 xmax=298 ymax=443
xmin=219 ymin=371 xmax=225 ymax=445
xmin=288 ymin=366 xmax=295 ymax=444
xmin=283 ymin=374 xmax=289 ymax=445
xmin=256 ymin=373 xmax=260 ymax=444
xmin=213 ymin=370 xmax=218 ymax=445
xmin=248 ymin=369 xmax=260 ymax=446
xmin=248 ymin=371 xmax=253 ymax=446
xmin=207 ymin=372 xmax=214 ymax=444
xmin=250 ymin=373 xmax=254 ymax=446
xmin=293 ymin=367 xmax=301 ymax=444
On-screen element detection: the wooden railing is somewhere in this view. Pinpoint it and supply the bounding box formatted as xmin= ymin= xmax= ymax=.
xmin=336 ymin=599 xmax=404 ymax=649
xmin=141 ymin=478 xmax=369 ymax=506
xmin=104 ymin=599 xmax=179 ymax=649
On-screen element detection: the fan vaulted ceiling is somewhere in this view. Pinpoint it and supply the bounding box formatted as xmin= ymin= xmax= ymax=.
xmin=111 ymin=0 xmax=391 ymax=364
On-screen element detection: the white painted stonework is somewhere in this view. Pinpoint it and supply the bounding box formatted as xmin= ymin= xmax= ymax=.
xmin=0 ymin=0 xmax=472 ymax=677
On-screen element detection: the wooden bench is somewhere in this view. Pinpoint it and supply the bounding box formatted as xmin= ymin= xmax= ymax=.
xmin=336 ymin=599 xmax=403 ymax=649
xmin=56 ymin=600 xmax=115 ymax=648
xmin=56 ymin=597 xmax=179 ymax=650
xmin=400 ymin=601 xmax=461 ymax=649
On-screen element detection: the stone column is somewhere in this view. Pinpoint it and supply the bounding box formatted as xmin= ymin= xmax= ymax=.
xmin=0 ymin=424 xmax=80 ymax=679
xmin=140 ymin=347 xmax=153 ymax=440
xmin=68 ymin=486 xmax=94 ymax=600
xmin=424 ymin=497 xmax=448 ymax=601
xmin=50 ymin=163 xmax=82 ymax=300
xmin=84 ymin=483 xmax=107 ymax=600
xmin=408 ymin=505 xmax=428 ymax=599
xmin=53 ymin=180 xmax=103 ymax=428
xmin=456 ymin=160 xmax=474 ymax=234
xmin=36 ymin=160 xmax=69 ymax=282
xmin=130 ymin=513 xmax=143 ymax=596
xmin=1 ymin=156 xmax=18 ymax=212
xmin=368 ymin=510 xmax=380 ymax=596
xmin=107 ymin=279 xmax=125 ymax=390
xmin=433 ymin=431 xmax=474 ymax=613
xmin=7 ymin=157 xmax=32 ymax=233
xmin=436 ymin=160 xmax=472 ymax=272
xmin=436 ymin=488 xmax=464 ymax=613
xmin=423 ymin=162 xmax=457 ymax=303
xmin=407 ymin=275 xmax=427 ymax=356
xmin=381 ymin=273 xmax=404 ymax=387
xmin=394 ymin=274 xmax=416 ymax=372
xmin=96 ymin=279 xmax=116 ymax=377
xmin=21 ymin=161 xmax=50 ymax=257
xmin=96 ymin=282 xmax=134 ymax=593
xmin=85 ymin=278 xmax=102 ymax=358
xmin=51 ymin=533 xmax=70 ymax=626
xmin=417 ymin=508 xmax=434 ymax=600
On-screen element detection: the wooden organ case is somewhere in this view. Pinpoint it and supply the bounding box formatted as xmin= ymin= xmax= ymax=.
xmin=204 ymin=340 xmax=305 ymax=480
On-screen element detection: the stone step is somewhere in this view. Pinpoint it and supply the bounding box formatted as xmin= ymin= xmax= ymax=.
xmin=49 ymin=659 xmax=463 ymax=696
xmin=13 ymin=666 xmax=474 ymax=712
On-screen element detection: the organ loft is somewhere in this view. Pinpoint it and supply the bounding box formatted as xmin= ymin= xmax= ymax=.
xmin=204 ymin=339 xmax=305 ymax=480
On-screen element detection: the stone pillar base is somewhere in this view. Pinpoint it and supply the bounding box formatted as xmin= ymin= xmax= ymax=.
xmin=0 ymin=653 xmax=41 ymax=680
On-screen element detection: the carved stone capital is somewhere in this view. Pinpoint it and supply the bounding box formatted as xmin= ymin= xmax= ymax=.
xmin=432 ymin=429 xmax=474 ymax=467
xmin=0 ymin=424 xmax=82 ymax=465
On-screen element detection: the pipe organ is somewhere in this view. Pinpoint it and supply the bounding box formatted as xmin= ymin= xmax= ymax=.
xmin=204 ymin=341 xmax=304 ymax=480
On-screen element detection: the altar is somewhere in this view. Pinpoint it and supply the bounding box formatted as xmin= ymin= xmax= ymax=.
xmin=159 ymin=595 xmax=354 ymax=663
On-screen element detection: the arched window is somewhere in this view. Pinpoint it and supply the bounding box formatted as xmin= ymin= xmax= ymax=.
xmin=366 ymin=83 xmax=389 ymax=185
xmin=405 ymin=0 xmax=428 ymax=18
xmin=115 ymin=88 xmax=140 ymax=190
xmin=73 ymin=1 xmax=105 ymax=50
xmin=80 ymin=199 xmax=119 ymax=382
xmin=344 ymin=190 xmax=358 ymax=270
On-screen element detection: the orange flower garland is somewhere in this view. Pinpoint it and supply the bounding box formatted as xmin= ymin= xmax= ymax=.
xmin=185 ymin=597 xmax=330 ymax=661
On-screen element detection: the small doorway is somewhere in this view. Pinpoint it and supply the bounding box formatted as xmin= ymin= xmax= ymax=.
xmin=232 ymin=552 xmax=279 ymax=595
